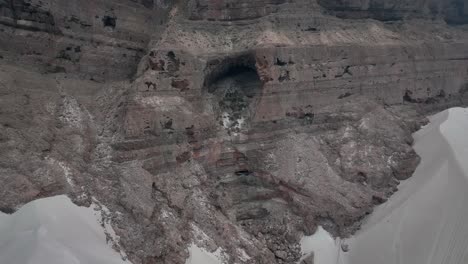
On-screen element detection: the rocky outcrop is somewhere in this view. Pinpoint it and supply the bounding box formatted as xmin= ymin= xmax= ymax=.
xmin=114 ymin=3 xmax=468 ymax=260
xmin=186 ymin=0 xmax=287 ymax=21
xmin=0 ymin=0 xmax=174 ymax=80
xmin=1 ymin=0 xmax=468 ymax=264
xmin=317 ymin=0 xmax=468 ymax=24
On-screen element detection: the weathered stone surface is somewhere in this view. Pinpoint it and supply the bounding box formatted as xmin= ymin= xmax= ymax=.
xmin=186 ymin=0 xmax=287 ymax=21
xmin=341 ymin=243 xmax=349 ymax=252
xmin=317 ymin=0 xmax=468 ymax=24
xmin=1 ymin=0 xmax=468 ymax=264
xmin=0 ymin=0 xmax=174 ymax=80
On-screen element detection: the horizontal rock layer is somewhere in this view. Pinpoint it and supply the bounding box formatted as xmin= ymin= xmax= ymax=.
xmin=1 ymin=0 xmax=468 ymax=264
xmin=0 ymin=0 xmax=173 ymax=80
xmin=318 ymin=0 xmax=468 ymax=24
xmin=115 ymin=5 xmax=468 ymax=263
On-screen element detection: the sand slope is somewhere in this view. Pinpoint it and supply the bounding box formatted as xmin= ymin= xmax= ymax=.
xmin=301 ymin=107 xmax=468 ymax=264
xmin=342 ymin=107 xmax=468 ymax=264
xmin=185 ymin=244 xmax=223 ymax=264
xmin=1 ymin=107 xmax=467 ymax=264
xmin=0 ymin=195 xmax=130 ymax=264
xmin=300 ymin=226 xmax=342 ymax=264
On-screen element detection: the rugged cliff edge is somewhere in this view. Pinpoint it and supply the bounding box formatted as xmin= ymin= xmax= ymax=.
xmin=1 ymin=0 xmax=468 ymax=263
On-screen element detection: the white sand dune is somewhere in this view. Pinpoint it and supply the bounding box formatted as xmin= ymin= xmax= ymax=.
xmin=300 ymin=226 xmax=342 ymax=264
xmin=1 ymin=108 xmax=467 ymax=264
xmin=343 ymin=107 xmax=468 ymax=264
xmin=301 ymin=107 xmax=468 ymax=264
xmin=0 ymin=195 xmax=130 ymax=264
xmin=185 ymin=244 xmax=223 ymax=264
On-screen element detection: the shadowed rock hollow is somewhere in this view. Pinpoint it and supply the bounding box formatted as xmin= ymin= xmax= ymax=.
xmin=1 ymin=0 xmax=468 ymax=263
xmin=205 ymin=58 xmax=262 ymax=134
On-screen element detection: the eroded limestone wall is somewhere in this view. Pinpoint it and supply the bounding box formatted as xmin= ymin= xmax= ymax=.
xmin=0 ymin=0 xmax=173 ymax=80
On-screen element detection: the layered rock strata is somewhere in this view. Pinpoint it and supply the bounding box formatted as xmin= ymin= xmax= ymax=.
xmin=0 ymin=0 xmax=173 ymax=80
xmin=1 ymin=0 xmax=468 ymax=263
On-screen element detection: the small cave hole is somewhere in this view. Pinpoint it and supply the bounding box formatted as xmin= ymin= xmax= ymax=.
xmin=275 ymin=58 xmax=287 ymax=66
xmin=235 ymin=169 xmax=251 ymax=176
xmin=102 ymin=16 xmax=116 ymax=28
xmin=167 ymin=51 xmax=176 ymax=59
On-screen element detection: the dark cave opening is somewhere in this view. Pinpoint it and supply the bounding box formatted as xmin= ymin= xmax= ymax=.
xmin=208 ymin=66 xmax=261 ymax=96
xmin=205 ymin=64 xmax=262 ymax=133
xmin=102 ymin=15 xmax=116 ymax=28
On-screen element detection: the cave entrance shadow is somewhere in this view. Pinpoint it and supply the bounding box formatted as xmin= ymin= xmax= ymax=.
xmin=203 ymin=54 xmax=263 ymax=134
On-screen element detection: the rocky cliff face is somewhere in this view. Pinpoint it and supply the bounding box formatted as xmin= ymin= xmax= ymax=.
xmin=0 ymin=0 xmax=174 ymax=79
xmin=318 ymin=0 xmax=468 ymax=24
xmin=186 ymin=0 xmax=287 ymax=21
xmin=1 ymin=0 xmax=468 ymax=263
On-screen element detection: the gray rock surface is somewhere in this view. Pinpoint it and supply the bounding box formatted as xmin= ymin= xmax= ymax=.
xmin=0 ymin=0 xmax=174 ymax=80
xmin=318 ymin=0 xmax=468 ymax=24
xmin=1 ymin=0 xmax=468 ymax=263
